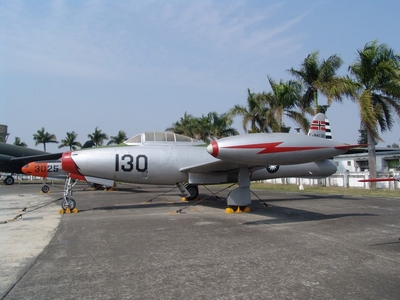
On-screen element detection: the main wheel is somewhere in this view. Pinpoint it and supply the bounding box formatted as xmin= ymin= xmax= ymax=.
xmin=4 ymin=176 xmax=14 ymax=185
xmin=185 ymin=184 xmax=199 ymax=200
xmin=41 ymin=185 xmax=50 ymax=193
xmin=61 ymin=198 xmax=76 ymax=210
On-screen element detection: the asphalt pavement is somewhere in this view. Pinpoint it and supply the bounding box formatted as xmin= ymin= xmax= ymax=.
xmin=1 ymin=182 xmax=400 ymax=300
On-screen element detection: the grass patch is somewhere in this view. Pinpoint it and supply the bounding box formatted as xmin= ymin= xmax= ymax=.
xmin=249 ymin=182 xmax=400 ymax=198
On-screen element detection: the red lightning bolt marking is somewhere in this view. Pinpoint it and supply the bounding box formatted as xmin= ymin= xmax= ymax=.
xmin=225 ymin=142 xmax=328 ymax=154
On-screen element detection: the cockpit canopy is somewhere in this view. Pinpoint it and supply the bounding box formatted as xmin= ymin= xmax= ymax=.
xmin=124 ymin=132 xmax=203 ymax=145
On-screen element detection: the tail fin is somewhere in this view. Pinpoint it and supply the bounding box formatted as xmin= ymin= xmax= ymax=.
xmin=308 ymin=113 xmax=327 ymax=138
xmin=324 ymin=116 xmax=332 ymax=139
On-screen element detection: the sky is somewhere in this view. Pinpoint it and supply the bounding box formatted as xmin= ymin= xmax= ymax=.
xmin=1 ymin=0 xmax=400 ymax=153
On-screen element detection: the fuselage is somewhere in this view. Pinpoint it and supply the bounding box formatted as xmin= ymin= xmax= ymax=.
xmin=62 ymin=131 xmax=336 ymax=185
xmin=62 ymin=144 xmax=216 ymax=184
xmin=22 ymin=161 xmax=66 ymax=180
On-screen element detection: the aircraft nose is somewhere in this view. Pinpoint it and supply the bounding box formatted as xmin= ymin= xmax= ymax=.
xmin=207 ymin=141 xmax=219 ymax=157
xmin=21 ymin=162 xmax=48 ymax=177
xmin=62 ymin=151 xmax=80 ymax=174
xmin=21 ymin=164 xmax=31 ymax=174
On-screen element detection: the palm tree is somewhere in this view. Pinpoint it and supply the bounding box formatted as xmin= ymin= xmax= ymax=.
xmin=167 ymin=112 xmax=238 ymax=143
xmin=229 ymin=89 xmax=274 ymax=133
xmin=108 ymin=130 xmax=127 ymax=145
xmin=207 ymin=112 xmax=239 ymax=140
xmin=166 ymin=112 xmax=198 ymax=137
xmin=13 ymin=137 xmax=27 ymax=147
xmin=357 ymin=123 xmax=368 ymax=145
xmin=88 ymin=127 xmax=108 ymax=147
xmin=33 ymin=127 xmax=58 ymax=152
xmin=265 ymin=76 xmax=309 ymax=133
xmin=288 ymin=51 xmax=355 ymax=114
xmin=59 ymin=131 xmax=82 ymax=151
xmin=348 ymin=40 xmax=400 ymax=185
xmin=190 ymin=114 xmax=210 ymax=141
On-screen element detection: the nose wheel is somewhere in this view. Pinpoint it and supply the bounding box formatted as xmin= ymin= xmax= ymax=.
xmin=41 ymin=184 xmax=50 ymax=193
xmin=61 ymin=197 xmax=76 ymax=211
xmin=60 ymin=176 xmax=79 ymax=213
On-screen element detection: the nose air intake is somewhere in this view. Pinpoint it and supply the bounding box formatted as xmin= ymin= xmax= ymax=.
xmin=207 ymin=141 xmax=219 ymax=157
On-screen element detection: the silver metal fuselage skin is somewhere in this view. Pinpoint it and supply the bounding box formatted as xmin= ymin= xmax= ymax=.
xmin=67 ymin=144 xmax=216 ymax=184
xmin=64 ymin=141 xmax=337 ymax=186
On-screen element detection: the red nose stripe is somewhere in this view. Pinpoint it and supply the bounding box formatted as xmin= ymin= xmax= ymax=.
xmin=70 ymin=172 xmax=86 ymax=181
xmin=62 ymin=152 xmax=81 ymax=175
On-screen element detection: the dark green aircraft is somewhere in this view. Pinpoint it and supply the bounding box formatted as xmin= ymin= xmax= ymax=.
xmin=0 ymin=142 xmax=62 ymax=185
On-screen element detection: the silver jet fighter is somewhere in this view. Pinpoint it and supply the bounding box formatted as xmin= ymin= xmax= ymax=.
xmin=60 ymin=117 xmax=361 ymax=212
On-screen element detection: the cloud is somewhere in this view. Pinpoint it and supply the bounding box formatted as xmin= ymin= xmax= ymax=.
xmin=158 ymin=1 xmax=306 ymax=55
xmin=0 ymin=0 xmax=307 ymax=84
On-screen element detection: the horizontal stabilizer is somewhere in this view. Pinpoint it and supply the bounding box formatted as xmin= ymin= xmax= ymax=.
xmin=10 ymin=152 xmax=63 ymax=164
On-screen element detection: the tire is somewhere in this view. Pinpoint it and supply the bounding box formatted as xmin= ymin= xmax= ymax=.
xmin=4 ymin=176 xmax=14 ymax=185
xmin=61 ymin=198 xmax=76 ymax=210
xmin=185 ymin=184 xmax=199 ymax=200
xmin=41 ymin=185 xmax=50 ymax=193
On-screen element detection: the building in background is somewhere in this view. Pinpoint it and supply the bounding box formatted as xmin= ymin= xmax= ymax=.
xmin=0 ymin=125 xmax=9 ymax=142
xmin=333 ymin=148 xmax=400 ymax=173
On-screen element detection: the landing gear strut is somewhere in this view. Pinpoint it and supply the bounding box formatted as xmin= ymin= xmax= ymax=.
xmin=226 ymin=168 xmax=251 ymax=213
xmin=60 ymin=176 xmax=78 ymax=213
xmin=176 ymin=183 xmax=199 ymax=200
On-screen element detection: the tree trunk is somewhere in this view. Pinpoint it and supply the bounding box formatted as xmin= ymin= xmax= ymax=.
xmin=313 ymin=91 xmax=318 ymax=115
xmin=367 ymin=130 xmax=377 ymax=189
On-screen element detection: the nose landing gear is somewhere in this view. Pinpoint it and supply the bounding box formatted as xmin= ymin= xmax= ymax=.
xmin=59 ymin=176 xmax=79 ymax=214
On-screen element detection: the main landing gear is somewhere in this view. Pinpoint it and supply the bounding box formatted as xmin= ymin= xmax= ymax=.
xmin=177 ymin=168 xmax=252 ymax=213
xmin=3 ymin=175 xmax=15 ymax=185
xmin=176 ymin=183 xmax=199 ymax=201
xmin=225 ymin=168 xmax=252 ymax=213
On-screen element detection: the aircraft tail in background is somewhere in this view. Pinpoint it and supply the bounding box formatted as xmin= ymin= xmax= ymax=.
xmin=307 ymin=113 xmax=332 ymax=139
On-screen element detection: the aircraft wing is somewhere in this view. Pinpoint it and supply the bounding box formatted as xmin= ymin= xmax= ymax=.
xmin=180 ymin=159 xmax=263 ymax=174
xmin=180 ymin=160 xmax=238 ymax=173
xmin=9 ymin=152 xmax=63 ymax=165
